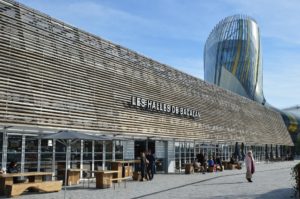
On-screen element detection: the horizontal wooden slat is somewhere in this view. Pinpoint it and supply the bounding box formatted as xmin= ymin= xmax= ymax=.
xmin=0 ymin=0 xmax=293 ymax=146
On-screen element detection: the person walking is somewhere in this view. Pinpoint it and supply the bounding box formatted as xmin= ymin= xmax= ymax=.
xmin=245 ymin=151 xmax=255 ymax=182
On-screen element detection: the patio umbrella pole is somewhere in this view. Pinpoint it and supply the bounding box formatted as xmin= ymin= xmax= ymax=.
xmin=40 ymin=130 xmax=113 ymax=199
xmin=64 ymin=153 xmax=67 ymax=199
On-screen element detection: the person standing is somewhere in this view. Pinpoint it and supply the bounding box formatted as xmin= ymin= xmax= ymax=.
xmin=215 ymin=156 xmax=223 ymax=171
xmin=198 ymin=153 xmax=207 ymax=174
xmin=139 ymin=151 xmax=148 ymax=181
xmin=245 ymin=151 xmax=255 ymax=182
xmin=146 ymin=150 xmax=155 ymax=180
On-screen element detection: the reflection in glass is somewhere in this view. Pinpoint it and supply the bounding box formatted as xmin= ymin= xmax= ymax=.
xmin=94 ymin=141 xmax=103 ymax=170
xmin=25 ymin=137 xmax=38 ymax=172
xmin=41 ymin=139 xmax=53 ymax=172
xmin=115 ymin=140 xmax=123 ymax=160
xmin=7 ymin=135 xmax=22 ymax=164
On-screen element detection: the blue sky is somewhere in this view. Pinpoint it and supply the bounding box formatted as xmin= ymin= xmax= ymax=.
xmin=17 ymin=0 xmax=300 ymax=109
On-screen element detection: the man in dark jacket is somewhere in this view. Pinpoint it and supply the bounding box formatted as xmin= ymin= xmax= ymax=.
xmin=140 ymin=152 xmax=148 ymax=181
xmin=146 ymin=150 xmax=155 ymax=180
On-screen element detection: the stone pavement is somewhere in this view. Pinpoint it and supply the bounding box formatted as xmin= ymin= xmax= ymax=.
xmin=5 ymin=161 xmax=298 ymax=199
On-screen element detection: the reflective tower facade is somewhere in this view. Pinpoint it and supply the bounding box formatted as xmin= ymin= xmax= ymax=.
xmin=204 ymin=14 xmax=300 ymax=136
xmin=204 ymin=15 xmax=265 ymax=104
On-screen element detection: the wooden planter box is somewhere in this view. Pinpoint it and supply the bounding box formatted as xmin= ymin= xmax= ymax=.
xmin=132 ymin=171 xmax=141 ymax=181
xmin=185 ymin=164 xmax=194 ymax=174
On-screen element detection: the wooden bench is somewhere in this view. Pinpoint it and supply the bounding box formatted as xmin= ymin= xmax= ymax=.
xmin=225 ymin=163 xmax=242 ymax=170
xmin=110 ymin=176 xmax=132 ymax=189
xmin=6 ymin=180 xmax=62 ymax=197
xmin=225 ymin=163 xmax=236 ymax=170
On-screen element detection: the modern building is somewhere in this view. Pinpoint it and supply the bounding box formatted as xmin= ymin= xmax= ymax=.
xmin=204 ymin=14 xmax=300 ymax=142
xmin=0 ymin=0 xmax=293 ymax=177
xmin=204 ymin=15 xmax=265 ymax=104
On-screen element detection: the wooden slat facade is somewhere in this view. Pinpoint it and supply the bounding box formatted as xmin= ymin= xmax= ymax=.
xmin=0 ymin=0 xmax=293 ymax=146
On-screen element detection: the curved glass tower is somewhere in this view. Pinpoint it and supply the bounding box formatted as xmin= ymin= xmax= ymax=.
xmin=204 ymin=15 xmax=265 ymax=104
xmin=204 ymin=14 xmax=300 ymax=136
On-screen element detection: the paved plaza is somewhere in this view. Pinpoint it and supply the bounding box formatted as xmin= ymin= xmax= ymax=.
xmin=5 ymin=161 xmax=298 ymax=199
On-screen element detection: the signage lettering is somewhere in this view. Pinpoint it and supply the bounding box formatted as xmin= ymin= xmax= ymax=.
xmin=131 ymin=96 xmax=200 ymax=119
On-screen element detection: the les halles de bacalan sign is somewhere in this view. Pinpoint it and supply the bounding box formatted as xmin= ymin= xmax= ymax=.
xmin=131 ymin=96 xmax=200 ymax=119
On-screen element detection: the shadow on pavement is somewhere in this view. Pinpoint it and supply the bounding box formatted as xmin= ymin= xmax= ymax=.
xmin=255 ymin=188 xmax=295 ymax=199
xmin=197 ymin=188 xmax=295 ymax=199
xmin=198 ymin=181 xmax=246 ymax=186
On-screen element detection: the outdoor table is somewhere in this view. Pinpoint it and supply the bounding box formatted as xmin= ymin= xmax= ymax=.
xmin=94 ymin=170 xmax=119 ymax=189
xmin=67 ymin=169 xmax=87 ymax=186
xmin=108 ymin=160 xmax=140 ymax=181
xmin=57 ymin=168 xmax=87 ymax=186
xmin=0 ymin=172 xmax=53 ymax=195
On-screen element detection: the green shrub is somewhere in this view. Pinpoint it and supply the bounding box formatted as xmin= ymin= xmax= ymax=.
xmin=292 ymin=162 xmax=300 ymax=195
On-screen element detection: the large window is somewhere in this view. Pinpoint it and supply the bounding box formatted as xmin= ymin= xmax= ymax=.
xmin=105 ymin=141 xmax=113 ymax=165
xmin=7 ymin=135 xmax=22 ymax=165
xmin=180 ymin=142 xmax=185 ymax=169
xmin=190 ymin=142 xmax=195 ymax=162
xmin=55 ymin=140 xmax=69 ymax=181
xmin=70 ymin=140 xmax=81 ymax=169
xmin=115 ymin=140 xmax=123 ymax=161
xmin=41 ymin=139 xmax=53 ymax=172
xmin=94 ymin=140 xmax=103 ymax=170
xmin=83 ymin=140 xmax=92 ymax=170
xmin=55 ymin=140 xmax=67 ymax=171
xmin=175 ymin=141 xmax=197 ymax=173
xmin=24 ymin=137 xmax=38 ymax=172
xmin=175 ymin=142 xmax=180 ymax=172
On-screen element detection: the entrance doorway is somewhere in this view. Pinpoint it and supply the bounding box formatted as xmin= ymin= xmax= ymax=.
xmin=134 ymin=139 xmax=168 ymax=173
xmin=134 ymin=140 xmax=155 ymax=159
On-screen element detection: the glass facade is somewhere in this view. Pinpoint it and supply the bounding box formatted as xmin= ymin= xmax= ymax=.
xmin=173 ymin=140 xmax=282 ymax=173
xmin=204 ymin=15 xmax=265 ymax=104
xmin=7 ymin=135 xmax=22 ymax=165
xmin=204 ymin=14 xmax=300 ymax=138
xmin=0 ymin=132 xmax=292 ymax=174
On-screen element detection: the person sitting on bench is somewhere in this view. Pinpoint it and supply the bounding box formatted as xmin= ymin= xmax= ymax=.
xmin=193 ymin=158 xmax=201 ymax=172
xmin=7 ymin=162 xmax=27 ymax=183
xmin=207 ymin=157 xmax=215 ymax=172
